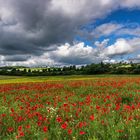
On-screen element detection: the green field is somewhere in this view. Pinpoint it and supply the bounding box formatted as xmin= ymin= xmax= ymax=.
xmin=1 ymin=75 xmax=140 ymax=139
xmin=0 ymin=75 xmax=140 ymax=84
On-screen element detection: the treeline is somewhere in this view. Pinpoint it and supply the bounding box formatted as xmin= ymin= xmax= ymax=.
xmin=0 ymin=62 xmax=140 ymax=76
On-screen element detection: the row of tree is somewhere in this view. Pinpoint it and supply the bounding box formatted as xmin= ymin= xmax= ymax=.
xmin=0 ymin=62 xmax=140 ymax=76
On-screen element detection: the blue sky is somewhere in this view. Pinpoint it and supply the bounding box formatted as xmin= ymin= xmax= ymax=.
xmin=94 ymin=9 xmax=140 ymax=26
xmin=0 ymin=0 xmax=140 ymax=66
xmin=75 ymin=8 xmax=140 ymax=64
xmin=79 ymin=9 xmax=140 ymax=45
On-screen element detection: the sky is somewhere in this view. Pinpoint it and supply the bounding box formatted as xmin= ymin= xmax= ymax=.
xmin=0 ymin=0 xmax=140 ymax=67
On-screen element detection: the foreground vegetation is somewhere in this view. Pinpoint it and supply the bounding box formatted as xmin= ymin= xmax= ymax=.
xmin=0 ymin=62 xmax=140 ymax=76
xmin=0 ymin=76 xmax=140 ymax=139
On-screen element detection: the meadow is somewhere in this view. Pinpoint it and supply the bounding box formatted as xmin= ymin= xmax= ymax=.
xmin=0 ymin=75 xmax=140 ymax=140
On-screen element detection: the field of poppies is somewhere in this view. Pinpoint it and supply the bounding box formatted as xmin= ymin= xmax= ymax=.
xmin=0 ymin=76 xmax=140 ymax=140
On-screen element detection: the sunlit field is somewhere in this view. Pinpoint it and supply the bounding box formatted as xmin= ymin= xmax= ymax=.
xmin=0 ymin=76 xmax=140 ymax=140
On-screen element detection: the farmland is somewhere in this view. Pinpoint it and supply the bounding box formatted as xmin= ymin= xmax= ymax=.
xmin=0 ymin=75 xmax=140 ymax=139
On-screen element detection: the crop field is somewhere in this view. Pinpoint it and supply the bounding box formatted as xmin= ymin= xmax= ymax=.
xmin=0 ymin=76 xmax=140 ymax=140
xmin=0 ymin=75 xmax=99 ymax=84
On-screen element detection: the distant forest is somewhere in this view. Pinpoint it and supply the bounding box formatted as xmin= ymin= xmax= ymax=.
xmin=0 ymin=62 xmax=140 ymax=76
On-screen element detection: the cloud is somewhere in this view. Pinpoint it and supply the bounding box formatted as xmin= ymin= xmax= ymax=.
xmin=102 ymin=37 xmax=140 ymax=58
xmin=136 ymin=54 xmax=140 ymax=60
xmin=121 ymin=0 xmax=140 ymax=8
xmin=3 ymin=55 xmax=31 ymax=62
xmin=48 ymin=42 xmax=100 ymax=65
xmin=127 ymin=37 xmax=140 ymax=51
xmin=0 ymin=0 xmax=140 ymax=66
xmin=116 ymin=25 xmax=140 ymax=37
xmin=91 ymin=23 xmax=122 ymax=38
xmin=88 ymin=22 xmax=140 ymax=40
xmin=0 ymin=0 xmax=120 ymax=56
xmin=0 ymin=41 xmax=106 ymax=66
xmin=19 ymin=38 xmax=140 ymax=66
xmin=104 ymin=39 xmax=133 ymax=57
xmin=95 ymin=39 xmax=109 ymax=48
xmin=128 ymin=54 xmax=140 ymax=63
xmin=0 ymin=37 xmax=140 ymax=66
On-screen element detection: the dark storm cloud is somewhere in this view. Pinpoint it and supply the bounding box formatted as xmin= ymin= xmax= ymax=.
xmin=0 ymin=0 xmax=86 ymax=63
xmin=0 ymin=30 xmax=44 ymax=55
xmin=2 ymin=0 xmax=79 ymax=46
xmin=0 ymin=0 xmax=118 ymax=58
xmin=3 ymin=55 xmax=31 ymax=61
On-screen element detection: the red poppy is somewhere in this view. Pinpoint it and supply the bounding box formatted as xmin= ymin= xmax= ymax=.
xmin=18 ymin=126 xmax=22 ymax=131
xmin=68 ymin=129 xmax=72 ymax=134
xmin=115 ymin=104 xmax=120 ymax=111
xmin=61 ymin=122 xmax=68 ymax=129
xmin=17 ymin=116 xmax=23 ymax=122
xmin=79 ymin=131 xmax=86 ymax=135
xmin=37 ymin=121 xmax=42 ymax=126
xmin=11 ymin=108 xmax=14 ymax=113
xmin=78 ymin=122 xmax=87 ymax=128
xmin=56 ymin=117 xmax=62 ymax=123
xmin=7 ymin=127 xmax=14 ymax=132
xmin=43 ymin=126 xmax=48 ymax=132
xmin=89 ymin=115 xmax=94 ymax=121
xmin=26 ymin=125 xmax=30 ymax=129
xmin=19 ymin=131 xmax=24 ymax=137
xmin=117 ymin=129 xmax=124 ymax=133
xmin=2 ymin=114 xmax=6 ymax=117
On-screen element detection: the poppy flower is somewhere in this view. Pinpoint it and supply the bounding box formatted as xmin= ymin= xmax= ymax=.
xmin=79 ymin=131 xmax=86 ymax=135
xmin=19 ymin=131 xmax=24 ymax=137
xmin=56 ymin=117 xmax=62 ymax=123
xmin=61 ymin=122 xmax=68 ymax=129
xmin=18 ymin=126 xmax=22 ymax=131
xmin=68 ymin=129 xmax=72 ymax=134
xmin=7 ymin=127 xmax=14 ymax=132
xmin=89 ymin=115 xmax=94 ymax=121
xmin=43 ymin=126 xmax=48 ymax=132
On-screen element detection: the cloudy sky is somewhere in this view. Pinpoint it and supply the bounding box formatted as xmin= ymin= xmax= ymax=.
xmin=0 ymin=0 xmax=140 ymax=66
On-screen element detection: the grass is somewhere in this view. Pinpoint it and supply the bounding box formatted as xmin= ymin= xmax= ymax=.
xmin=0 ymin=76 xmax=140 ymax=139
xmin=0 ymin=75 xmax=140 ymax=84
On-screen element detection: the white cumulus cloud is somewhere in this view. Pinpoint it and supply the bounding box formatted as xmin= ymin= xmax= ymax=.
xmin=104 ymin=39 xmax=133 ymax=56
